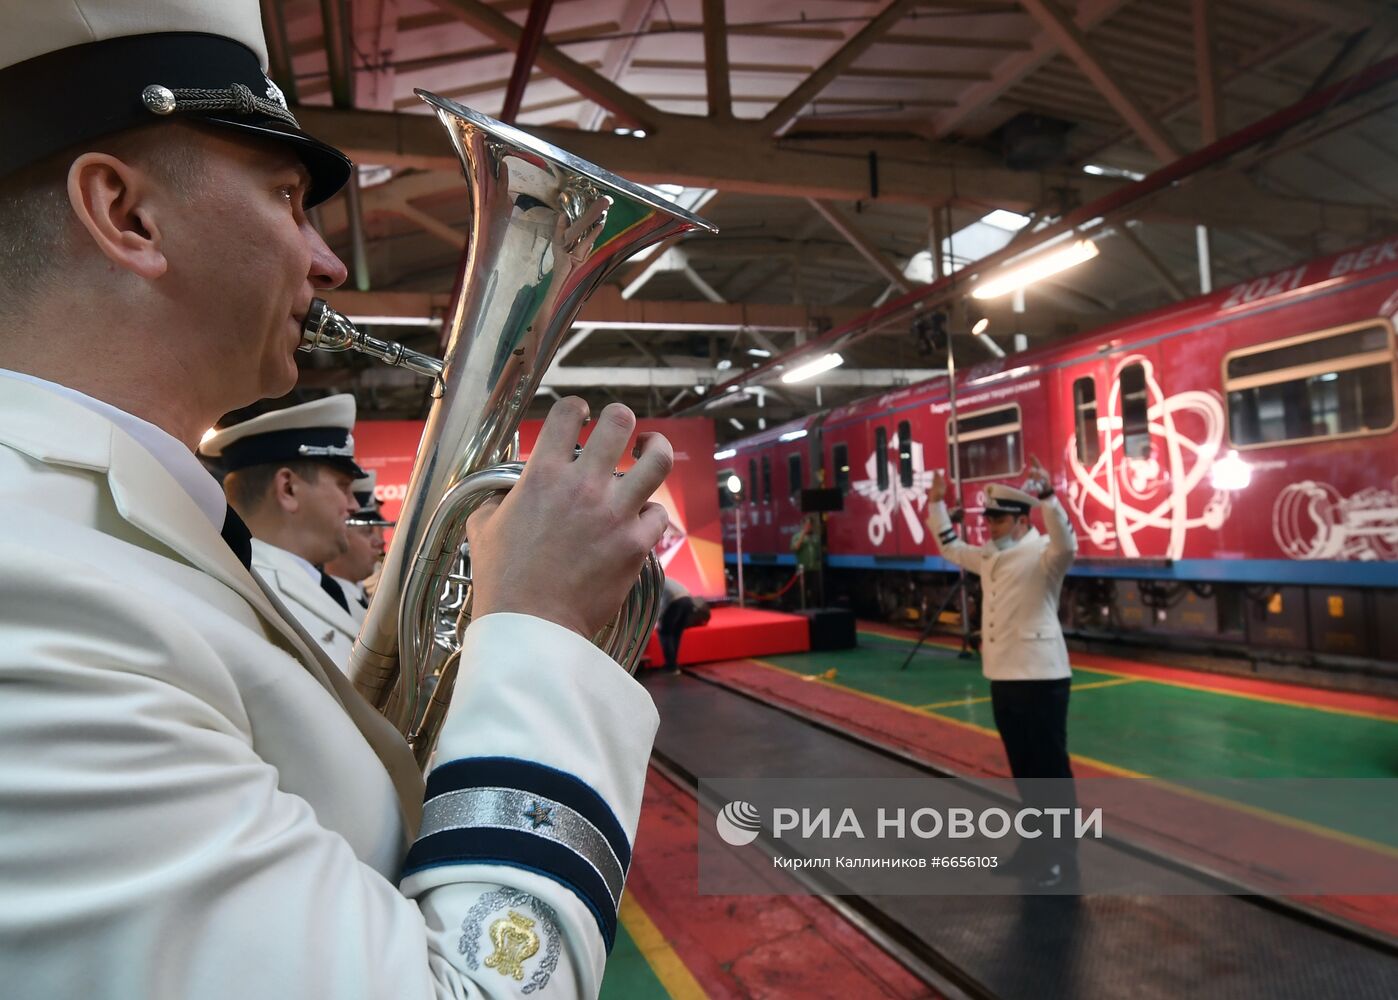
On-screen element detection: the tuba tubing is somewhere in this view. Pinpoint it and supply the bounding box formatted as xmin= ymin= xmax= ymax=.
xmin=299 ymin=92 xmax=715 ymax=765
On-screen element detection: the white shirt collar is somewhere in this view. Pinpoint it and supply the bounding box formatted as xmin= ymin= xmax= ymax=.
xmin=254 ymin=538 xmax=323 ymax=584
xmin=0 ymin=368 xmax=227 ymax=529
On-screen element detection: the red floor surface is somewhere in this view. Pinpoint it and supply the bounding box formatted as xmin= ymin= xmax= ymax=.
xmin=643 ymin=606 xmax=811 ymax=668
xmin=625 ymin=765 xmax=940 ymax=999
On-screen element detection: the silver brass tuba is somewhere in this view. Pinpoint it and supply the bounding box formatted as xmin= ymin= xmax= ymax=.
xmin=299 ymin=91 xmax=716 ymax=765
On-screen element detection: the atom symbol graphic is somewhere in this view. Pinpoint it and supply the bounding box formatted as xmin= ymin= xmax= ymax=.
xmin=1065 ymin=356 xmax=1232 ymax=559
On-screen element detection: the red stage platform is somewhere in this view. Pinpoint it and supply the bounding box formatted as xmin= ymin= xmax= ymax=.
xmin=643 ymin=606 xmax=810 ymax=668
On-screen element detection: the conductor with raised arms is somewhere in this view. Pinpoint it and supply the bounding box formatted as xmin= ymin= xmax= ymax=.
xmin=0 ymin=1 xmax=671 ymax=996
xmin=926 ymin=455 xmax=1080 ymax=888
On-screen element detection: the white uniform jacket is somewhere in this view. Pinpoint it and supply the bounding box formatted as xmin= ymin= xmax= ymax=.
xmin=252 ymin=538 xmax=361 ymax=670
xmin=928 ymin=495 xmax=1077 ymax=681
xmin=0 ymin=379 xmax=659 ymax=999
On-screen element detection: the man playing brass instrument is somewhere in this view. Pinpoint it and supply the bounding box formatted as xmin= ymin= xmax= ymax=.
xmin=0 ymin=2 xmax=668 ymax=996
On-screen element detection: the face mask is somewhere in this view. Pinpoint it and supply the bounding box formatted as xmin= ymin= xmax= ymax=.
xmin=992 ymin=533 xmax=1017 ymax=552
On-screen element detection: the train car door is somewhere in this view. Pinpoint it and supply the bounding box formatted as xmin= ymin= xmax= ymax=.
xmin=889 ymin=415 xmax=936 ymax=558
xmin=777 ymin=446 xmax=806 ymax=554
xmin=822 ymin=422 xmax=864 ymax=558
xmin=1060 ymin=362 xmax=1111 ymax=560
xmin=861 ymin=420 xmax=905 ymax=558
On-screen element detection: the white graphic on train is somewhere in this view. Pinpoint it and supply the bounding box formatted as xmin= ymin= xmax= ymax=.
xmin=1272 ymin=479 xmax=1398 ymax=561
xmin=1065 ymin=357 xmax=1233 ymax=559
xmin=851 ymin=434 xmax=936 ymax=547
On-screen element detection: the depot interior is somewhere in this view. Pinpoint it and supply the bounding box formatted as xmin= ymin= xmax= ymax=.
xmin=247 ymin=3 xmax=1398 ymax=996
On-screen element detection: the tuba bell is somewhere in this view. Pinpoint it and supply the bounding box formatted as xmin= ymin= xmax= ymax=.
xmin=299 ymin=91 xmax=716 ymax=766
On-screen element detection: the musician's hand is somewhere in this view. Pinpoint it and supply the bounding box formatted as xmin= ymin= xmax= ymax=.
xmin=466 ymin=397 xmax=671 ymax=642
xmin=928 ymin=469 xmax=948 ymax=505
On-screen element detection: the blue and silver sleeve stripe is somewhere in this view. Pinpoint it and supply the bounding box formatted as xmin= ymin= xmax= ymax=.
xmin=403 ymin=757 xmax=632 ymax=950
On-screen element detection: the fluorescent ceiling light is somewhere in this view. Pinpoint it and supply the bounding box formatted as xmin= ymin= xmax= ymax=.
xmin=632 ymin=129 xmax=648 ymax=138
xmin=716 ymin=359 xmax=733 ymax=370
xmin=968 ymin=365 xmax=1032 ymax=386
xmin=779 ymin=429 xmax=808 ymax=442
xmin=1083 ymin=163 xmax=1146 ymax=181
xmin=346 ymin=314 xmax=443 ymax=327
xmin=728 ymin=419 xmax=744 ymax=431
xmin=747 ymin=348 xmax=771 ymax=358
xmin=971 ymin=240 xmax=1099 ymax=300
xmin=971 ymin=317 xmax=990 ymax=336
xmin=781 ymin=352 xmax=845 ymax=384
xmin=981 ymin=209 xmax=1031 ymax=232
xmin=714 ymin=448 xmax=737 ymax=460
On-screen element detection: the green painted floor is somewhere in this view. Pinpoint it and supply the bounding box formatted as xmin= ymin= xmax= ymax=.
xmin=599 ymin=924 xmax=669 ymax=999
xmin=760 ymin=631 xmax=1398 ymax=846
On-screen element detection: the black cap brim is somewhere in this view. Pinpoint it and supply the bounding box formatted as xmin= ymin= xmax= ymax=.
xmin=199 ymin=116 xmax=351 ymax=208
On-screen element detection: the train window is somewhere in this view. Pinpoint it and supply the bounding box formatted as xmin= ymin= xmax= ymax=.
xmin=1224 ymin=321 xmax=1395 ymax=447
xmin=948 ymin=405 xmax=1023 ymax=481
xmin=897 ymin=420 xmax=914 ymax=487
xmin=760 ymin=455 xmax=772 ymax=503
xmin=747 ymin=459 xmax=757 ymax=504
xmin=787 ymin=453 xmax=802 ymax=498
xmin=1118 ymin=364 xmax=1152 ymax=461
xmin=874 ymin=427 xmax=890 ymax=490
xmin=832 ymin=443 xmax=851 ymax=494
xmin=1073 ymin=377 xmax=1101 ymax=465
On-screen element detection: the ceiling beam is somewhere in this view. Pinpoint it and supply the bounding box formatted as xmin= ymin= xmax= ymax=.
xmin=931 ymin=0 xmax=1127 ymax=138
xmin=296 ymin=104 xmax=1119 ymax=207
xmin=586 ymin=0 xmax=656 ymax=130
xmin=1192 ymin=0 xmax=1221 ymax=145
xmin=428 ymin=0 xmax=662 ymax=129
xmin=807 ymin=199 xmax=915 ymax=292
xmin=299 ymin=105 xmax=1391 ymax=237
xmin=1116 ymin=223 xmax=1187 ymax=301
xmin=760 ymin=0 xmax=921 ymax=136
xmin=260 ymin=0 xmax=298 ymax=103
xmin=383 ymin=200 xmax=468 ymax=250
xmin=701 ymin=0 xmax=732 ymax=121
xmin=499 ymin=0 xmax=555 ymax=124
xmin=1016 ymin=0 xmax=1186 ymax=162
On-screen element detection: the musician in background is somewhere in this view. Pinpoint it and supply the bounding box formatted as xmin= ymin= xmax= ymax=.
xmin=0 ymin=2 xmax=667 ymax=996
xmin=325 ymin=470 xmax=394 ymax=623
xmin=656 ymin=575 xmax=711 ymax=672
xmin=201 ymin=395 xmax=365 ymax=669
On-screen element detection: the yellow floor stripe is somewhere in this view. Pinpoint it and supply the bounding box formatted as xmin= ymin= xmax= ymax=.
xmin=914 ymin=677 xmax=1141 ymax=710
xmin=618 ymin=895 xmax=709 ymax=1000
xmin=859 ymin=628 xmax=1398 ymax=723
xmin=735 ymin=657 xmax=1398 ymax=859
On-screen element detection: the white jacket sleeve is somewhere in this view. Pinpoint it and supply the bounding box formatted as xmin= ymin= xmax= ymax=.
xmin=0 ymin=548 xmax=655 ymax=1000
xmin=927 ymin=500 xmax=984 ymax=575
xmin=1037 ymin=494 xmax=1078 ymax=582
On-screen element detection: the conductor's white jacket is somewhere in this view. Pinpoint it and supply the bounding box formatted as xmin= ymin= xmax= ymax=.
xmin=928 ymin=494 xmax=1078 ymax=680
xmin=0 ymin=376 xmax=658 ymax=999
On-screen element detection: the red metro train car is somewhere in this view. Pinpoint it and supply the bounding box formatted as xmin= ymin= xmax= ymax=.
xmin=719 ymin=236 xmax=1398 ymax=666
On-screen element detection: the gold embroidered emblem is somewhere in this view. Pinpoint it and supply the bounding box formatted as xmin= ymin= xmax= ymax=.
xmin=484 ymin=910 xmax=540 ymax=981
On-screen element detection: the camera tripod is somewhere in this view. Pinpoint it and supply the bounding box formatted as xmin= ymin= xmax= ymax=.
xmin=898 ymin=576 xmax=974 ymax=671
